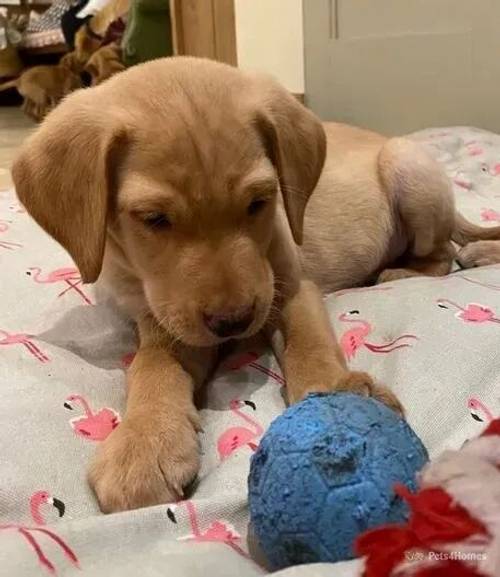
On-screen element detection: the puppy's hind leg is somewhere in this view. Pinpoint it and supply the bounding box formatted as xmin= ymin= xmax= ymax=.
xmin=453 ymin=212 xmax=500 ymax=268
xmin=377 ymin=244 xmax=455 ymax=283
xmin=376 ymin=138 xmax=456 ymax=283
xmin=457 ymin=240 xmax=500 ymax=269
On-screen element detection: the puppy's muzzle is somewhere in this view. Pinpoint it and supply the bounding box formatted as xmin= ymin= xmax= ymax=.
xmin=203 ymin=303 xmax=256 ymax=338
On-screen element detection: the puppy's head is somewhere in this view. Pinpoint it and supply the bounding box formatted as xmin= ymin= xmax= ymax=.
xmin=13 ymin=57 xmax=326 ymax=346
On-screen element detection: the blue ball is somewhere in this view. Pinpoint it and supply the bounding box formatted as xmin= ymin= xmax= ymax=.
xmin=248 ymin=393 xmax=428 ymax=570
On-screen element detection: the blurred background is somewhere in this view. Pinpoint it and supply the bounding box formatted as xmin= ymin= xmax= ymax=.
xmin=2 ymin=0 xmax=500 ymax=183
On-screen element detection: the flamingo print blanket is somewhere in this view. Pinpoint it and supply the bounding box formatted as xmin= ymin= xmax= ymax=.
xmin=1 ymin=126 xmax=500 ymax=577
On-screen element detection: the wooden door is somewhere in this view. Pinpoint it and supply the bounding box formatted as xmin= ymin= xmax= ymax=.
xmin=304 ymin=0 xmax=500 ymax=134
xmin=171 ymin=0 xmax=237 ymax=65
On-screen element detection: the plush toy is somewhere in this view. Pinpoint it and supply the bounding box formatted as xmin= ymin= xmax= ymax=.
xmin=357 ymin=418 xmax=500 ymax=577
xmin=248 ymin=392 xmax=428 ymax=570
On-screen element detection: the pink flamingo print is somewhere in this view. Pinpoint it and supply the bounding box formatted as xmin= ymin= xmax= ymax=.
xmin=64 ymin=394 xmax=120 ymax=441
xmin=395 ymin=271 xmax=500 ymax=292
xmin=9 ymin=202 xmax=26 ymax=213
xmin=0 ymin=329 xmax=49 ymax=363
xmin=224 ymin=351 xmax=285 ymax=385
xmin=472 ymin=161 xmax=500 ymax=178
xmin=167 ymin=500 xmax=248 ymax=558
xmin=0 ymin=239 xmax=22 ymax=250
xmin=467 ymin=144 xmax=484 ymax=157
xmin=453 ymin=177 xmax=473 ymax=191
xmin=27 ymin=267 xmax=92 ymax=305
xmin=217 ymin=399 xmax=263 ymax=460
xmin=459 ymin=276 xmax=500 ymax=291
xmin=338 ymin=310 xmax=417 ymax=360
xmin=0 ymin=491 xmax=79 ymax=574
xmin=481 ymin=208 xmax=500 ymax=222
xmin=424 ymin=272 xmax=500 ymax=291
xmin=468 ymin=398 xmax=495 ymax=424
xmin=0 ymin=219 xmax=11 ymax=232
xmin=437 ymin=299 xmax=500 ymax=324
xmin=0 ymin=218 xmax=22 ymax=250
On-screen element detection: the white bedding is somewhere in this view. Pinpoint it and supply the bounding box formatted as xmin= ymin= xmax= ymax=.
xmin=1 ymin=127 xmax=500 ymax=577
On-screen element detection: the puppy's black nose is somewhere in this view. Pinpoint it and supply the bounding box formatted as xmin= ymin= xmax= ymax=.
xmin=204 ymin=304 xmax=255 ymax=338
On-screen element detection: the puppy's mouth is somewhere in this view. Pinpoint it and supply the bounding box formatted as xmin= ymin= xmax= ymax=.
xmin=215 ymin=306 xmax=269 ymax=343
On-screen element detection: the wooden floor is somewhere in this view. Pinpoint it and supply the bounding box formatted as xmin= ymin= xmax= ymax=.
xmin=0 ymin=107 xmax=35 ymax=190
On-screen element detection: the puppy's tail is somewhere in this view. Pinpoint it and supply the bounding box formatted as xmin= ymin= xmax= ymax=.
xmin=0 ymin=79 xmax=18 ymax=93
xmin=453 ymin=212 xmax=500 ymax=246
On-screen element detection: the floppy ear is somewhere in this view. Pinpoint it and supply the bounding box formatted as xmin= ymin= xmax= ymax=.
xmin=254 ymin=82 xmax=326 ymax=245
xmin=12 ymin=92 xmax=125 ymax=283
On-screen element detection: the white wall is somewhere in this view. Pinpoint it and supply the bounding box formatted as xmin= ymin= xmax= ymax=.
xmin=234 ymin=0 xmax=304 ymax=94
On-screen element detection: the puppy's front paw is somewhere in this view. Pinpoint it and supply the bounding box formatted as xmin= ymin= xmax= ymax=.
xmin=335 ymin=371 xmax=405 ymax=416
xmin=341 ymin=371 xmax=405 ymax=417
xmin=289 ymin=370 xmax=404 ymax=416
xmin=88 ymin=410 xmax=201 ymax=513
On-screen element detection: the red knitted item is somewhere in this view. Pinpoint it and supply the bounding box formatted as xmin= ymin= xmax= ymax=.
xmin=355 ymin=419 xmax=500 ymax=577
xmin=482 ymin=420 xmax=500 ymax=437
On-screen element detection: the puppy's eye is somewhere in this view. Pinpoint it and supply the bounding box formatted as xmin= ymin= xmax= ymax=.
xmin=247 ymin=198 xmax=268 ymax=216
xmin=141 ymin=212 xmax=171 ymax=230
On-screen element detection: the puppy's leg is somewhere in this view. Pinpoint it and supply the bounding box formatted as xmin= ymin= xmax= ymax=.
xmin=89 ymin=316 xmax=215 ymax=513
xmin=457 ymin=240 xmax=500 ymax=268
xmin=377 ymin=138 xmax=456 ymax=284
xmin=377 ymin=242 xmax=455 ymax=283
xmin=276 ymin=279 xmax=404 ymax=413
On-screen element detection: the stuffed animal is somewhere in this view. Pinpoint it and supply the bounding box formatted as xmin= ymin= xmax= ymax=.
xmin=84 ymin=42 xmax=125 ymax=86
xmin=74 ymin=0 xmax=129 ymax=63
xmin=357 ymin=418 xmax=500 ymax=577
xmin=0 ymin=53 xmax=82 ymax=122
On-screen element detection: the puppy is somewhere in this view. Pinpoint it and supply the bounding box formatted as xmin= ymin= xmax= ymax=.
xmin=0 ymin=54 xmax=82 ymax=122
xmin=84 ymin=43 xmax=125 ymax=86
xmin=12 ymin=57 xmax=500 ymax=513
xmin=74 ymin=0 xmax=129 ymax=64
